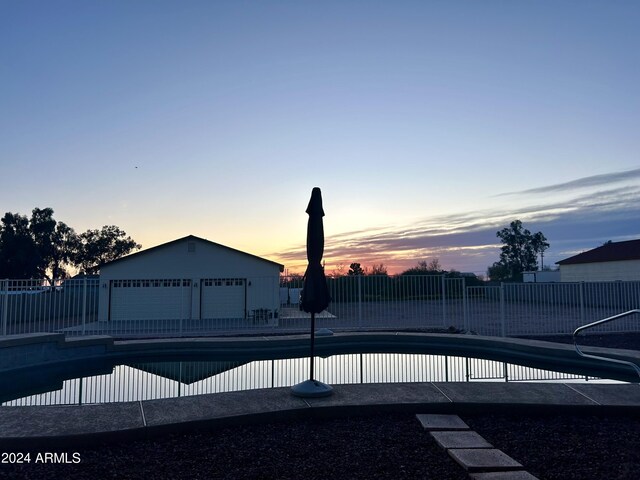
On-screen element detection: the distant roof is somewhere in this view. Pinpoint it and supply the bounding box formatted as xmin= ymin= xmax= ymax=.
xmin=556 ymin=239 xmax=640 ymax=266
xmin=101 ymin=235 xmax=284 ymax=271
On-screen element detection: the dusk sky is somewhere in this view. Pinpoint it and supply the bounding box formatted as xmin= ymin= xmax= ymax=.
xmin=2 ymin=1 xmax=639 ymax=275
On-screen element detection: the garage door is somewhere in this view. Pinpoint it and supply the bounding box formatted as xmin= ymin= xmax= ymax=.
xmin=110 ymin=279 xmax=192 ymax=321
xmin=201 ymin=278 xmax=246 ymax=319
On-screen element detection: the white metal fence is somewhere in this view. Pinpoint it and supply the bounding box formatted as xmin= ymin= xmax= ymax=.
xmin=0 ymin=278 xmax=99 ymax=336
xmin=466 ymin=282 xmax=640 ymax=336
xmin=1 ymin=276 xmax=639 ymax=338
xmin=280 ymin=274 xmax=466 ymax=332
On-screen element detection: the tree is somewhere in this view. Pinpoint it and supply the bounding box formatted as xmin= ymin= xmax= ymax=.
xmin=0 ymin=212 xmax=40 ymax=279
xmin=0 ymin=208 xmax=79 ymax=280
xmin=369 ymin=263 xmax=388 ymax=276
xmin=29 ymin=208 xmax=80 ymax=281
xmin=50 ymin=222 xmax=80 ymax=279
xmin=426 ymin=258 xmax=442 ymax=272
xmin=332 ymin=263 xmax=346 ymax=277
xmin=488 ymin=220 xmax=549 ymax=282
xmin=400 ymin=258 xmax=442 ymax=275
xmin=0 ymin=207 xmax=140 ymax=279
xmin=532 ymin=231 xmax=549 ymax=269
xmin=347 ymin=262 xmax=365 ymax=276
xmin=29 ymin=207 xmax=56 ymax=278
xmin=73 ymin=225 xmax=141 ymax=274
xmin=486 ymin=263 xmax=510 ymax=283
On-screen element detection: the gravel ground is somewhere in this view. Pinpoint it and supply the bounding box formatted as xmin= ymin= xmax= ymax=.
xmin=464 ymin=412 xmax=640 ymax=480
xmin=2 ymin=411 xmax=640 ymax=480
xmin=0 ymin=414 xmax=468 ymax=480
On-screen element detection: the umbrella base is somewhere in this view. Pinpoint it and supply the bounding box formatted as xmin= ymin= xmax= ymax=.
xmin=291 ymin=379 xmax=333 ymax=398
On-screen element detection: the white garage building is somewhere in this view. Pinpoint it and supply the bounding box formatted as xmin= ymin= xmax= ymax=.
xmin=556 ymin=239 xmax=640 ymax=282
xmin=98 ymin=235 xmax=284 ymax=324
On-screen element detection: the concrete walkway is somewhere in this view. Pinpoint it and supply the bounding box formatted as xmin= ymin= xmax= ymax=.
xmin=2 ymin=382 xmax=639 ymax=447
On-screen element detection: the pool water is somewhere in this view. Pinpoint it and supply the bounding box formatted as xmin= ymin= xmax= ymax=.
xmin=3 ymin=353 xmax=619 ymax=406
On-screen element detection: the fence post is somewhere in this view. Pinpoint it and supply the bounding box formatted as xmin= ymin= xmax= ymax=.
xmin=441 ymin=274 xmax=447 ymax=326
xmin=78 ymin=377 xmax=83 ymax=406
xmin=500 ymin=282 xmax=506 ymax=337
xmin=462 ymin=277 xmax=468 ymax=332
xmin=81 ymin=276 xmax=88 ymax=335
xmin=1 ymin=279 xmax=7 ymax=336
xmin=579 ymin=282 xmax=585 ymax=326
xmin=357 ymin=274 xmax=362 ymax=328
xmin=445 ymin=356 xmax=449 ymax=382
xmin=179 ymin=281 xmax=184 ymax=337
xmin=271 ymin=359 xmax=275 ymax=388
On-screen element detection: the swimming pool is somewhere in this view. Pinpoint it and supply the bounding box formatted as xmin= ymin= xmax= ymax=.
xmin=1 ymin=332 xmax=636 ymax=406
xmin=3 ymin=353 xmax=622 ymax=407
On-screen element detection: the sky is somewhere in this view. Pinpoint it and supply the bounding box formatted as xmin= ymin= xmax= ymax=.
xmin=1 ymin=1 xmax=639 ymax=275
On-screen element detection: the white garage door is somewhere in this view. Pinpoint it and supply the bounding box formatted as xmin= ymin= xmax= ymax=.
xmin=201 ymin=278 xmax=246 ymax=319
xmin=110 ymin=279 xmax=192 ymax=321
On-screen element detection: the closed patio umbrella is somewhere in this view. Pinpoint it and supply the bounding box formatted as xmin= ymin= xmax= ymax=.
xmin=300 ymin=187 xmax=330 ymax=315
xmin=291 ymin=187 xmax=333 ymax=397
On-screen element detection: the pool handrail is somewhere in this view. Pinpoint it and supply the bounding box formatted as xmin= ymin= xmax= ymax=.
xmin=573 ymin=309 xmax=640 ymax=381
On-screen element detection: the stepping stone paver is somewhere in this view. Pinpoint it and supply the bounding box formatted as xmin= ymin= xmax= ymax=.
xmin=430 ymin=430 xmax=493 ymax=449
xmin=470 ymin=471 xmax=540 ymax=480
xmin=416 ymin=414 xmax=470 ymax=431
xmin=448 ymin=448 xmax=523 ymax=472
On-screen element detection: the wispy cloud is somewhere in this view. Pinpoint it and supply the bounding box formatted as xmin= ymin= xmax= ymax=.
xmin=496 ymin=168 xmax=640 ymax=197
xmin=271 ymin=182 xmax=640 ymax=275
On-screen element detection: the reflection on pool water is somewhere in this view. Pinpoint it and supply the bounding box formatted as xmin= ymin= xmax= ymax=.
xmin=3 ymin=353 xmax=621 ymax=407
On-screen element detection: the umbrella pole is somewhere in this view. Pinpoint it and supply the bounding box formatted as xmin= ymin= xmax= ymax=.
xmin=310 ymin=312 xmax=315 ymax=380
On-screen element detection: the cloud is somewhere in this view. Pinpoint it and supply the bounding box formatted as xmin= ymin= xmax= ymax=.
xmin=496 ymin=167 xmax=640 ymax=197
xmin=272 ymin=183 xmax=640 ymax=275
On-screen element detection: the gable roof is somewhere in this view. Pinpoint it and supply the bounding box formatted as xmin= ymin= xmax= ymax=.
xmin=101 ymin=235 xmax=284 ymax=271
xmin=557 ymin=239 xmax=640 ymax=266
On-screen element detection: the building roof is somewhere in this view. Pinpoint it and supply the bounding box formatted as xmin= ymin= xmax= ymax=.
xmin=556 ymin=239 xmax=640 ymax=266
xmin=101 ymin=235 xmax=285 ymax=272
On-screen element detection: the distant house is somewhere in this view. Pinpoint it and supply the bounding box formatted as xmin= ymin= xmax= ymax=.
xmin=556 ymin=239 xmax=640 ymax=282
xmin=97 ymin=235 xmax=284 ymax=323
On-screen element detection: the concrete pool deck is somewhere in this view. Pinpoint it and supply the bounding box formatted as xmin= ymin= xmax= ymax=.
xmin=2 ymin=382 xmax=640 ymax=447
